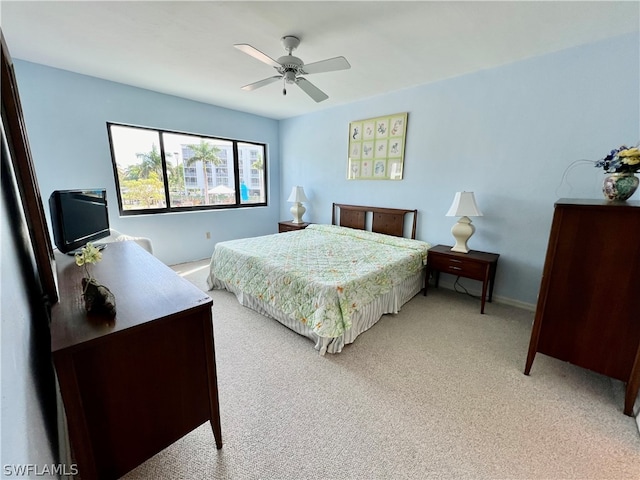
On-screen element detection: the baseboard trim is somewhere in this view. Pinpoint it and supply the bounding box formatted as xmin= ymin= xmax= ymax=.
xmin=432 ymin=279 xmax=536 ymax=312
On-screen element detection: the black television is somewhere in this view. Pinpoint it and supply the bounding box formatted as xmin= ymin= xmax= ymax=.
xmin=49 ymin=189 xmax=110 ymax=254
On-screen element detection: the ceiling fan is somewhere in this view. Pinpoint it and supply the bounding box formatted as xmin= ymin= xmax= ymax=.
xmin=234 ymin=36 xmax=351 ymax=103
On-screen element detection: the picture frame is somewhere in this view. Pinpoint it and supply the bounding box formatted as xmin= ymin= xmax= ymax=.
xmin=347 ymin=112 xmax=407 ymax=180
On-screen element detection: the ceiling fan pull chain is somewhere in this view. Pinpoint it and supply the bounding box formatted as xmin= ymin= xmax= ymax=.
xmin=282 ymin=76 xmax=287 ymax=96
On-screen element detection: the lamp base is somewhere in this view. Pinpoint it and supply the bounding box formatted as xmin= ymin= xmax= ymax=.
xmin=450 ymin=216 xmax=475 ymax=253
xmin=290 ymin=203 xmax=306 ymax=224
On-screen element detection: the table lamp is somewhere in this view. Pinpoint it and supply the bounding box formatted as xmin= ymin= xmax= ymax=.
xmin=446 ymin=191 xmax=483 ymax=253
xmin=287 ymin=186 xmax=308 ymax=224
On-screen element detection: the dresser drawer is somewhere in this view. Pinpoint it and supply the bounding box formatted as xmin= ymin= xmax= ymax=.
xmin=428 ymin=253 xmax=487 ymax=280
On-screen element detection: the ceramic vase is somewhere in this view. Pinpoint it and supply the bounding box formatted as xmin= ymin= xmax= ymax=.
xmin=602 ymin=173 xmax=639 ymax=201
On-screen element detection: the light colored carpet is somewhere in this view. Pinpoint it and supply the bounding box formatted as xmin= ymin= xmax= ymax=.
xmin=122 ymin=259 xmax=640 ymax=480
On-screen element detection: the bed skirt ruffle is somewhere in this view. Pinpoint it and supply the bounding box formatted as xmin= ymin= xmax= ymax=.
xmin=208 ymin=270 xmax=423 ymax=354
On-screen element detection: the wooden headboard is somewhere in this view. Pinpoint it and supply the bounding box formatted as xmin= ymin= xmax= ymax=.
xmin=331 ymin=203 xmax=418 ymax=239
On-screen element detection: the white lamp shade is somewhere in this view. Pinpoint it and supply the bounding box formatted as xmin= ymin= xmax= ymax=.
xmin=446 ymin=191 xmax=483 ymax=217
xmin=287 ymin=186 xmax=308 ymax=203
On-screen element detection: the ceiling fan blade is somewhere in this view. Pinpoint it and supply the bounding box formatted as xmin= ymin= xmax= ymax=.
xmin=301 ymin=56 xmax=351 ymax=75
xmin=241 ymin=76 xmax=282 ymax=91
xmin=234 ymin=44 xmax=281 ymax=68
xmin=296 ymin=78 xmax=329 ymax=103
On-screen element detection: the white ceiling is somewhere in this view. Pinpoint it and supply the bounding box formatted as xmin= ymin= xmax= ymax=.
xmin=1 ymin=1 xmax=638 ymax=120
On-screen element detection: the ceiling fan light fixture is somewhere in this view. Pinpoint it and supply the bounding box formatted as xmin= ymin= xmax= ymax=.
xmin=284 ymin=71 xmax=297 ymax=84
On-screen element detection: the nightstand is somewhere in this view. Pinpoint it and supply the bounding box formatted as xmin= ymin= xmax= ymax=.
xmin=424 ymin=244 xmax=499 ymax=314
xmin=278 ymin=221 xmax=310 ymax=233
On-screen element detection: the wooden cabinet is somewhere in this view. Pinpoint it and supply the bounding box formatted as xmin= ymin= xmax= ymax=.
xmin=424 ymin=244 xmax=499 ymax=314
xmin=278 ymin=221 xmax=310 ymax=232
xmin=51 ymin=241 xmax=222 ymax=479
xmin=525 ymin=199 xmax=640 ymax=416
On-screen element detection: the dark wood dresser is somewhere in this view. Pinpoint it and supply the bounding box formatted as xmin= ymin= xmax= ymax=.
xmin=51 ymin=241 xmax=222 ymax=479
xmin=524 ymin=199 xmax=640 ymax=416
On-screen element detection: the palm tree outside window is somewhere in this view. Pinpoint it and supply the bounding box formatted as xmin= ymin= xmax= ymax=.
xmin=107 ymin=122 xmax=267 ymax=214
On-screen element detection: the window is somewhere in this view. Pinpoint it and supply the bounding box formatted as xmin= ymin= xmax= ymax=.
xmin=107 ymin=123 xmax=267 ymax=214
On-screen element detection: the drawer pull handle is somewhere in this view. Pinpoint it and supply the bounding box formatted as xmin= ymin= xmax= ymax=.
xmin=450 ymin=259 xmax=462 ymax=264
xmin=449 ymin=266 xmax=462 ymax=271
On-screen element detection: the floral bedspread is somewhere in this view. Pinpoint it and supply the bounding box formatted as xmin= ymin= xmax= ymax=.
xmin=208 ymin=224 xmax=431 ymax=338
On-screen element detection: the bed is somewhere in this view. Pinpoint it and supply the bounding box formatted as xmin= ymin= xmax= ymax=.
xmin=207 ymin=203 xmax=431 ymax=354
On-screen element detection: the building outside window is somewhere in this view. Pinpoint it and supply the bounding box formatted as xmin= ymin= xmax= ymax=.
xmin=107 ymin=123 xmax=267 ymax=214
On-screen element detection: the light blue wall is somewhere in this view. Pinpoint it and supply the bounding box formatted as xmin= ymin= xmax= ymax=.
xmin=14 ymin=61 xmax=281 ymax=266
xmin=280 ymin=33 xmax=640 ymax=307
xmin=14 ymin=32 xmax=639 ymax=306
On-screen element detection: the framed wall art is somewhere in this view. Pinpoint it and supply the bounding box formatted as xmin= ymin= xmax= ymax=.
xmin=347 ymin=112 xmax=407 ymax=180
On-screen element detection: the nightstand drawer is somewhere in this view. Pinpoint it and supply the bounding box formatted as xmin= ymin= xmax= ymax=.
xmin=278 ymin=221 xmax=310 ymax=233
xmin=428 ymin=253 xmax=487 ymax=280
